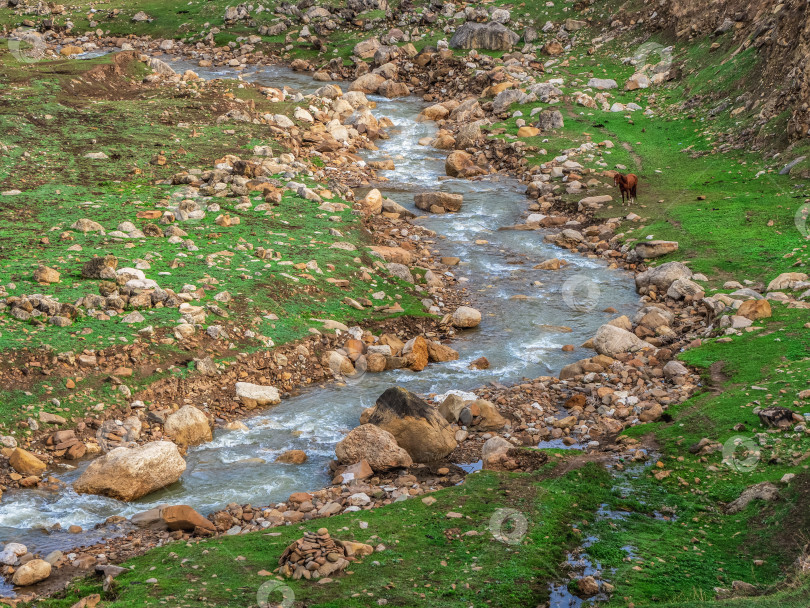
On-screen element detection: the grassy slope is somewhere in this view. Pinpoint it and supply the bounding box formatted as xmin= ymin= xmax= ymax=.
xmin=37 ymin=463 xmax=616 ymax=608
xmin=0 ymin=50 xmax=427 ymax=433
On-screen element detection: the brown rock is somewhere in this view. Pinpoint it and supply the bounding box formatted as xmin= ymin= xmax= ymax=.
xmin=276 ymin=450 xmax=308 ymax=464
xmin=737 ymin=299 xmax=772 ymax=321
xmin=9 ymin=448 xmax=46 ymax=475
xmin=335 ymin=424 xmax=413 ymax=471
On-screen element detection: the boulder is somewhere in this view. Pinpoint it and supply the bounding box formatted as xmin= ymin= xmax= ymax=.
xmin=666 ymin=278 xmax=704 ymax=300
xmin=725 ymin=482 xmax=779 ymax=514
xmin=482 ymin=436 xmax=512 ymax=468
xmin=445 ymin=150 xmax=484 ymax=178
xmin=9 ymin=448 xmax=46 ymax=475
xmin=81 ymin=255 xmax=118 ymax=279
xmin=634 ymin=240 xmax=678 ymax=259
xmin=359 ymin=188 xmax=383 ymax=215
xmin=767 ymin=272 xmax=808 ymax=291
xmin=469 ymin=399 xmax=507 ymax=430
xmin=378 ymin=80 xmax=410 ymax=98
xmin=335 ymin=424 xmax=413 ymax=471
xmin=353 ymin=37 xmax=381 ymax=59
xmin=737 ymin=299 xmax=772 ymax=320
xmin=438 ymin=394 xmax=466 ymax=423
xmin=235 ymin=382 xmax=281 ymax=408
xmin=414 ymin=192 xmax=463 ymax=213
xmin=635 ymin=262 xmax=693 ymax=294
xmin=33 ymin=265 xmax=60 ymax=284
xmin=592 ymin=324 xmax=649 ymax=356
xmin=451 ymin=306 xmax=481 ymax=328
xmin=73 ymin=441 xmax=186 ymax=501
xmin=536 ymin=109 xmax=564 ymax=131
xmin=349 ymin=73 xmax=385 ymax=94
xmin=275 ymin=450 xmax=308 ymax=464
xmin=402 ymin=335 xmax=429 ymax=371
xmin=449 ymin=22 xmax=520 ymax=51
xmin=366 ymin=387 xmax=457 ymax=462
xmin=160 ymin=505 xmax=216 ymax=533
xmin=542 ymin=41 xmax=564 ymax=56
xmin=11 ymin=559 xmax=51 ymax=586
xmin=163 ymin=405 xmax=212 ymax=447
xmin=588 ymin=78 xmax=618 ymax=90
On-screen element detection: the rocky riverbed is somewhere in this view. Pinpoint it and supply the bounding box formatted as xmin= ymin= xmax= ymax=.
xmin=1 ymin=9 xmax=809 ymax=604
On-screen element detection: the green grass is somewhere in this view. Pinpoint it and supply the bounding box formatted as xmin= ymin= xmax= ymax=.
xmin=34 ymin=463 xmax=615 ymax=608
xmin=0 ymin=50 xmax=428 ymax=433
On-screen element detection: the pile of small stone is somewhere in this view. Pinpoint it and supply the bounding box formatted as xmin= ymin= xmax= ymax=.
xmin=277 ymin=528 xmax=350 ymax=580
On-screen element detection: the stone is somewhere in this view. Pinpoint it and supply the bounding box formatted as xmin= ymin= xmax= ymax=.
xmin=235 ymin=382 xmax=281 ymax=408
xmin=359 ymin=189 xmax=383 ymax=215
xmin=635 ymin=262 xmax=693 ymax=294
xmin=634 ymin=240 xmax=679 ymax=259
xmin=353 ymin=37 xmax=381 ymax=59
xmin=366 ymin=387 xmax=457 ymax=462
xmin=725 ymin=482 xmax=779 ymax=514
xmin=378 ymin=80 xmax=410 ymax=98
xmin=414 ymin=192 xmax=463 ymax=213
xmin=402 ymin=335 xmax=429 ymax=371
xmin=766 ymin=272 xmax=807 ymax=291
xmin=335 ymin=424 xmax=413 ymax=471
xmin=737 ymin=299 xmax=772 ymax=320
xmin=427 ymin=341 xmax=459 ymax=362
xmin=349 ymin=73 xmax=386 ymax=94
xmin=588 ymin=78 xmax=618 ymax=90
xmin=33 ymin=265 xmax=60 ymax=283
xmin=469 ymin=399 xmax=507 ymax=430
xmin=449 ymin=22 xmax=520 ymax=51
xmin=592 ymin=324 xmax=649 ymax=356
xmin=160 ymin=505 xmax=216 ymax=533
xmin=536 ymin=109 xmax=564 ymax=131
xmin=666 ymin=278 xmax=704 ymax=300
xmin=163 ymin=405 xmax=212 ymax=447
xmin=577 ymin=576 xmax=600 ymax=597
xmin=482 ymin=436 xmax=512 ymax=468
xmin=276 ymin=450 xmax=308 ymax=464
xmin=451 ymin=306 xmax=481 ymax=328
xmin=445 ymin=150 xmax=484 ymax=178
xmin=9 ymin=448 xmax=46 ymax=475
xmin=11 ymin=559 xmax=51 ymax=586
xmin=73 ymin=441 xmax=186 ymax=501
xmin=663 ymin=360 xmax=689 ymax=378
xmin=81 ymin=255 xmax=118 ymax=279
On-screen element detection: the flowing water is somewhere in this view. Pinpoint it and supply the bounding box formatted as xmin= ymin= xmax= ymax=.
xmin=0 ymin=61 xmax=640 ymax=579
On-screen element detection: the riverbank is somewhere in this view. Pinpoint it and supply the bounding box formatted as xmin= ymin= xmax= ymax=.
xmin=1 ymin=1 xmax=810 ymax=606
